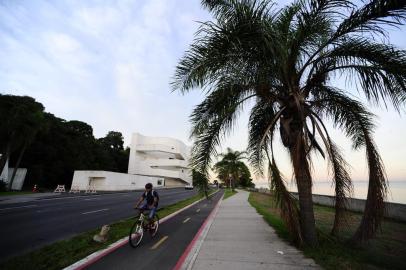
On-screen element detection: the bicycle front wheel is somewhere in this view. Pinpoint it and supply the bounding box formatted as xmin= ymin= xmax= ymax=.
xmin=149 ymin=214 xmax=159 ymax=238
xmin=129 ymin=220 xmax=144 ymax=248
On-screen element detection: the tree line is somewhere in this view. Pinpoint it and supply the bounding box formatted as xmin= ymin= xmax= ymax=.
xmin=0 ymin=94 xmax=129 ymax=190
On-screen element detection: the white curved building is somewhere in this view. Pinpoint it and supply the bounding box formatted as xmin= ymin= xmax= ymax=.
xmin=128 ymin=133 xmax=191 ymax=186
xmin=71 ymin=133 xmax=192 ymax=191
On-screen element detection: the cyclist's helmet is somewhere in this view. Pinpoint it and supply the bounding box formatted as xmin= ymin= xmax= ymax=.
xmin=145 ymin=183 xmax=153 ymax=189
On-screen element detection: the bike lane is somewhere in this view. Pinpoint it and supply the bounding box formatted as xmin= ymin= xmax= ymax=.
xmin=84 ymin=190 xmax=224 ymax=270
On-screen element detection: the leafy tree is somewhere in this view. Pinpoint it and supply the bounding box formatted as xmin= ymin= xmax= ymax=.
xmin=173 ymin=0 xmax=406 ymax=246
xmin=98 ymin=131 xmax=124 ymax=150
xmin=18 ymin=113 xmax=129 ymax=189
xmin=97 ymin=131 xmax=128 ymax=172
xmin=213 ymin=148 xmax=247 ymax=191
xmin=238 ymin=164 xmax=254 ymax=188
xmin=0 ymin=94 xmax=45 ymax=190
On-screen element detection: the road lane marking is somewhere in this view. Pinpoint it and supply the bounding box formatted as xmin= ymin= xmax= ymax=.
xmin=84 ymin=198 xmax=100 ymax=201
xmin=0 ymin=205 xmax=37 ymax=211
xmin=81 ymin=208 xmax=109 ymax=215
xmin=196 ymin=208 xmax=200 ymax=213
xmin=151 ymin=235 xmax=169 ymax=250
xmin=203 ymin=204 xmax=207 ymax=207
xmin=183 ymin=217 xmax=191 ymax=223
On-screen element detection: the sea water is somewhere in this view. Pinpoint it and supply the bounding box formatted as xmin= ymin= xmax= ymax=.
xmin=254 ymin=180 xmax=406 ymax=204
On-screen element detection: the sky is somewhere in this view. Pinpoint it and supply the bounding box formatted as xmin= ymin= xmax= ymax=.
xmin=0 ymin=0 xmax=405 ymax=185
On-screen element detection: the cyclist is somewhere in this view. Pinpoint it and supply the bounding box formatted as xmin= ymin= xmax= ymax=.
xmin=134 ymin=183 xmax=159 ymax=225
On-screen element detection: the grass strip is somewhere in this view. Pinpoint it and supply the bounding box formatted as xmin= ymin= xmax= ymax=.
xmin=223 ymin=188 xmax=237 ymax=200
xmin=248 ymin=191 xmax=406 ymax=270
xmin=0 ymin=190 xmax=217 ymax=270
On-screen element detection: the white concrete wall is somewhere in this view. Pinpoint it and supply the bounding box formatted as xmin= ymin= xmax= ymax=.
xmin=71 ymin=170 xmax=164 ymax=191
xmin=290 ymin=192 xmax=406 ymax=222
xmin=251 ymin=189 xmax=406 ymax=222
xmin=7 ymin=168 xmax=27 ymax=190
xmin=0 ymin=158 xmax=8 ymax=183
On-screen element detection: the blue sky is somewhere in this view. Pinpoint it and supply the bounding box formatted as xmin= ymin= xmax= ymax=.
xmin=0 ymin=0 xmax=405 ymax=183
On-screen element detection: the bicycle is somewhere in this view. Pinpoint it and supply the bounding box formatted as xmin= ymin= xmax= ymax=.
xmin=129 ymin=208 xmax=159 ymax=248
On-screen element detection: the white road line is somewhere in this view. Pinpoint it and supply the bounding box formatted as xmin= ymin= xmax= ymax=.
xmin=0 ymin=205 xmax=37 ymax=211
xmin=150 ymin=235 xmax=169 ymax=250
xmin=38 ymin=195 xmax=101 ymax=202
xmin=183 ymin=217 xmax=191 ymax=223
xmin=84 ymin=198 xmax=100 ymax=201
xmin=196 ymin=208 xmax=200 ymax=213
xmin=81 ymin=208 xmax=109 ymax=215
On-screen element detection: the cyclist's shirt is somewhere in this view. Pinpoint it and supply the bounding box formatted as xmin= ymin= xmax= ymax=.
xmin=142 ymin=190 xmax=159 ymax=206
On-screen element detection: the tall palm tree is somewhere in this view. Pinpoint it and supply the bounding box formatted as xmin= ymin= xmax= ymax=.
xmin=172 ymin=0 xmax=406 ymax=246
xmin=213 ymin=148 xmax=247 ymax=190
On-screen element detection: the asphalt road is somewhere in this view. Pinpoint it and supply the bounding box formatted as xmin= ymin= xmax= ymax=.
xmin=87 ymin=190 xmax=223 ymax=270
xmin=0 ymin=188 xmax=198 ymax=262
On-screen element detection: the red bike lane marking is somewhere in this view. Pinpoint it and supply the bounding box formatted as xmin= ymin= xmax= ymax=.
xmin=172 ymin=194 xmax=223 ymax=270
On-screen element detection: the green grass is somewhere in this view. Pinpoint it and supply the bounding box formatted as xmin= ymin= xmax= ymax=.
xmin=0 ymin=190 xmax=218 ymax=270
xmin=0 ymin=191 xmax=34 ymax=196
xmin=248 ymin=192 xmax=406 ymax=270
xmin=223 ymin=188 xmax=237 ymax=200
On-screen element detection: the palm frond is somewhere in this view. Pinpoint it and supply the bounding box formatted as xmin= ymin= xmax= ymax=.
xmin=306 ymin=37 xmax=406 ymax=110
xmin=311 ymin=87 xmax=387 ymax=241
xmin=328 ymin=141 xmax=352 ymax=236
xmin=268 ymin=157 xmax=302 ymax=244
xmin=311 ymin=87 xmax=375 ymax=149
xmin=335 ymin=0 xmax=406 ymax=38
xmin=190 ymin=82 xmax=254 ymax=174
xmin=352 ymin=136 xmax=387 ymax=242
xmin=173 ymin=0 xmax=273 ymax=93
xmin=307 ymin=111 xmax=352 ymax=236
xmin=247 ymin=98 xmax=278 ymax=175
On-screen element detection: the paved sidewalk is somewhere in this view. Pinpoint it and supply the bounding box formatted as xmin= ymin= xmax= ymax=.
xmin=190 ymin=190 xmax=320 ymax=270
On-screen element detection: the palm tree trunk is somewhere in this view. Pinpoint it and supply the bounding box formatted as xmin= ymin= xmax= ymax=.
xmin=289 ymin=137 xmax=318 ymax=247
xmin=9 ymin=142 xmax=28 ymax=190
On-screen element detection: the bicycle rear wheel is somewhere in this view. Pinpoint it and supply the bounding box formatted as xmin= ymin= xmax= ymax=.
xmin=129 ymin=220 xmax=144 ymax=248
xmin=149 ymin=214 xmax=159 ymax=238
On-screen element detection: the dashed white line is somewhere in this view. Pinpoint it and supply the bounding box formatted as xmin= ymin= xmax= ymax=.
xmin=0 ymin=205 xmax=37 ymax=211
xmin=81 ymin=208 xmax=109 ymax=215
xmin=196 ymin=208 xmax=200 ymax=213
xmin=151 ymin=236 xmax=169 ymax=250
xmin=84 ymin=198 xmax=100 ymax=201
xmin=183 ymin=217 xmax=191 ymax=223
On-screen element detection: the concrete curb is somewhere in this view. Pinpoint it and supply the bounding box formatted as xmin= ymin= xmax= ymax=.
xmin=173 ymin=193 xmax=224 ymax=270
xmin=63 ymin=190 xmax=220 ymax=270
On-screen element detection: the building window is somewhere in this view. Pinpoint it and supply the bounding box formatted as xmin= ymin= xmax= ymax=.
xmin=157 ymin=180 xmax=163 ymax=185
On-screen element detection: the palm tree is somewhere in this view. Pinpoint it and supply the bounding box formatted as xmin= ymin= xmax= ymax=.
xmin=173 ymin=0 xmax=406 ymax=246
xmin=213 ymin=148 xmax=247 ymax=190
